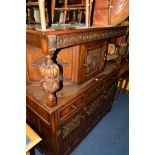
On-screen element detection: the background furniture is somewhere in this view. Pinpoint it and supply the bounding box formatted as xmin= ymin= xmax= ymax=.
xmin=51 ymin=0 xmax=86 ymax=24
xmin=93 ymin=0 xmax=129 ymax=26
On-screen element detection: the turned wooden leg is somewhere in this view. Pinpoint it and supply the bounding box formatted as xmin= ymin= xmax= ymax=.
xmin=39 ymin=54 xmax=60 ymax=108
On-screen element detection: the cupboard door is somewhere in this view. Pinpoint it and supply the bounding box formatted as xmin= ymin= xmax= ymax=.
xmin=78 ymin=40 xmax=108 ymax=84
xmin=59 ymin=111 xmax=83 ymax=155
xmin=61 ymin=135 xmax=71 ymax=155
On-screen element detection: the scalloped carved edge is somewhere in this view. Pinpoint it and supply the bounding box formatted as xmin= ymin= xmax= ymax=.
xmin=56 ymin=29 xmax=127 ymax=49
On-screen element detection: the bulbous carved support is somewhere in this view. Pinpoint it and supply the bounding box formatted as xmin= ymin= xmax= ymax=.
xmin=39 ymin=54 xmax=60 ymax=108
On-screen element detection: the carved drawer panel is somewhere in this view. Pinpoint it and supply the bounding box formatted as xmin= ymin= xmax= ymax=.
xmin=58 ymin=95 xmax=84 ymax=123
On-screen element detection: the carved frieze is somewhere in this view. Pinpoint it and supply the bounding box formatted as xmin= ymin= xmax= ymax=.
xmin=47 ymin=35 xmax=57 ymax=52
xmin=63 ymin=113 xmax=81 ymax=138
xmin=56 ymin=29 xmax=127 ymax=49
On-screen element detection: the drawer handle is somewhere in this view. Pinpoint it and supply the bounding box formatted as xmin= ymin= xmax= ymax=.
xmin=111 ymin=77 xmax=115 ymax=80
xmin=81 ymin=115 xmax=85 ymax=120
xmin=86 ymin=111 xmax=90 ymax=116
xmin=94 ymin=78 xmax=99 ymax=81
xmin=71 ymin=105 xmax=78 ymax=110
xmin=83 ymin=107 xmax=87 ymax=111
xmin=83 ymin=63 xmax=89 ymax=67
xmin=95 ymin=88 xmax=100 ymax=92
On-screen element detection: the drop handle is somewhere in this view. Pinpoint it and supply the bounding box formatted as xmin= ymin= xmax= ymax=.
xmin=95 ymin=88 xmax=100 ymax=92
xmin=83 ymin=63 xmax=89 ymax=67
xmin=86 ymin=111 xmax=90 ymax=116
xmin=111 ymin=76 xmax=116 ymax=80
xmin=94 ymin=78 xmax=99 ymax=81
xmin=71 ymin=105 xmax=78 ymax=110
xmin=81 ymin=115 xmax=85 ymax=120
xmin=83 ymin=107 xmax=87 ymax=111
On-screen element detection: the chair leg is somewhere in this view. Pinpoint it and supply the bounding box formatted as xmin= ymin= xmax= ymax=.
xmin=123 ymin=79 xmax=129 ymax=93
xmin=115 ymin=79 xmax=123 ymax=101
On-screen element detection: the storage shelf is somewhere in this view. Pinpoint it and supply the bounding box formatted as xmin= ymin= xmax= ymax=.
xmin=55 ymin=7 xmax=85 ymax=10
xmin=26 ymin=2 xmax=39 ymax=7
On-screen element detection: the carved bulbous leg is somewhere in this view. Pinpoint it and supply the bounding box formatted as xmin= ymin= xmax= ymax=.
xmin=39 ymin=54 xmax=60 ymax=108
xmin=40 ymin=78 xmax=59 ymax=107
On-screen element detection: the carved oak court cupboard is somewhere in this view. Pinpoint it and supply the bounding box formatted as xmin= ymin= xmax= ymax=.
xmin=26 ymin=25 xmax=128 ymax=155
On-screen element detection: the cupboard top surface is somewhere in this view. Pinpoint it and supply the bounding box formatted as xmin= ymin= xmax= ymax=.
xmin=26 ymin=24 xmax=128 ymax=35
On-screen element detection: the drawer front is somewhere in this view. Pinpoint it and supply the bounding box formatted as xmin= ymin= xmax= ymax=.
xmin=83 ymin=96 xmax=101 ymax=134
xmin=100 ymin=83 xmax=117 ymax=115
xmin=84 ymin=97 xmax=100 ymax=117
xmin=103 ymin=82 xmax=117 ymax=101
xmin=86 ymin=81 xmax=103 ymax=103
xmin=104 ymin=69 xmax=119 ymax=90
xmin=58 ymin=94 xmax=84 ymax=123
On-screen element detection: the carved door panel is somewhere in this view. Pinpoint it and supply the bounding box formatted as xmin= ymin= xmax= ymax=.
xmin=59 ymin=111 xmax=83 ymax=155
xmin=60 ymin=135 xmax=71 ymax=155
xmin=78 ymin=40 xmax=108 ymax=84
xmin=70 ymin=125 xmax=81 ymax=148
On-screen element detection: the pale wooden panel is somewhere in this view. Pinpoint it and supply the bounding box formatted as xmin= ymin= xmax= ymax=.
xmin=26 ymin=45 xmax=45 ymax=82
xmin=26 ymin=124 xmax=42 ymax=152
xmin=57 ymin=47 xmax=73 ymax=80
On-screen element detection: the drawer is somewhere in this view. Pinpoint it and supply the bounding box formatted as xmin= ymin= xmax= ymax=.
xmin=103 ymin=69 xmax=119 ymax=89
xmin=84 ymin=97 xmax=101 ymax=117
xmin=103 ymin=83 xmax=117 ymax=101
xmin=58 ymin=94 xmax=84 ymax=123
xmin=86 ymin=82 xmax=103 ymax=103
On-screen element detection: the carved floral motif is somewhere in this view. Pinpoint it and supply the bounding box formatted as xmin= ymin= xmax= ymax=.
xmin=55 ymin=29 xmax=127 ymax=49
xmin=32 ymin=54 xmax=60 ymax=108
xmin=39 ymin=55 xmax=60 ymax=107
xmin=63 ymin=113 xmax=81 ymax=138
xmin=48 ymin=35 xmax=57 ymax=51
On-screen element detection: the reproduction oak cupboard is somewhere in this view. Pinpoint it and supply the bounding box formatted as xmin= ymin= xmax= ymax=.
xmin=26 ymin=25 xmax=128 ymax=155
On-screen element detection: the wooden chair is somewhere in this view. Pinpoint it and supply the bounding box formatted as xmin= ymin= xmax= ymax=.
xmin=26 ymin=0 xmax=93 ymax=31
xmin=26 ymin=0 xmax=52 ymax=27
xmin=51 ymin=0 xmax=93 ymax=26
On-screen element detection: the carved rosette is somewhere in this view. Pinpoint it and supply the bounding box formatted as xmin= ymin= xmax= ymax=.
xmin=39 ymin=55 xmax=60 ymax=107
